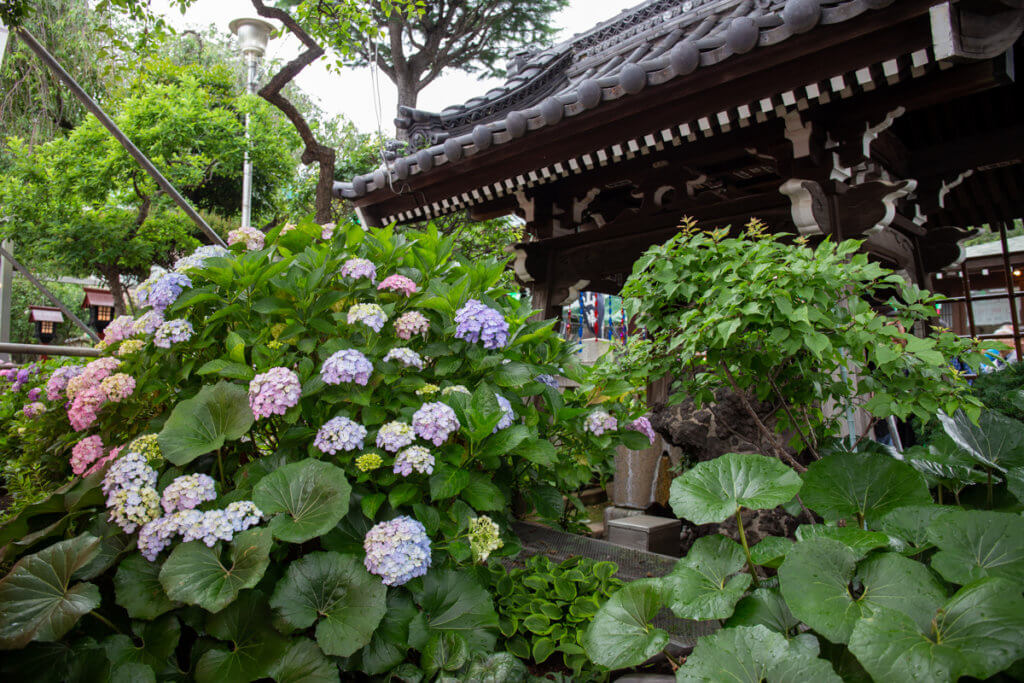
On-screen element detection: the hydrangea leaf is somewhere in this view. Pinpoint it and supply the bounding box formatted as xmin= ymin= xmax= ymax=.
xmin=409 ymin=569 xmax=498 ymax=655
xmin=800 ymin=452 xmax=931 ymax=526
xmin=113 ymin=554 xmax=179 ymax=620
xmin=103 ymin=614 xmax=179 ymax=675
xmin=794 ymin=525 xmax=892 ymax=554
xmin=725 ymin=588 xmax=799 ymax=637
xmin=0 ymin=533 xmax=101 ymax=648
xmin=253 ymin=459 xmax=351 ymax=543
xmin=665 ymin=535 xmax=752 ymax=620
xmin=778 ymin=538 xmax=945 ymax=644
xmin=669 ymin=452 xmax=803 ymax=524
xmin=583 ymin=578 xmax=668 ymax=669
xmin=195 ymin=590 xmax=289 ymax=683
xmin=158 ymin=381 xmax=254 ymax=465
xmin=926 ymin=509 xmax=1024 ymax=584
xmin=750 ymin=536 xmax=794 ymax=568
xmin=269 ymin=552 xmax=386 ymax=657
xmin=269 ymin=639 xmax=339 ymax=683
xmin=848 ymin=578 xmax=1024 ymax=682
xmin=159 ymin=527 xmax=271 ymax=612
xmin=677 ymin=625 xmax=841 ymax=682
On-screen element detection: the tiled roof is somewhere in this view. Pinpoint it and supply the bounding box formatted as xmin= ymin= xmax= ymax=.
xmin=337 ymin=0 xmax=890 ymax=199
xmin=963 ymin=235 xmax=1024 ymax=260
xmin=81 ymin=288 xmax=114 ymax=308
xmin=28 ymin=306 xmax=65 ymax=324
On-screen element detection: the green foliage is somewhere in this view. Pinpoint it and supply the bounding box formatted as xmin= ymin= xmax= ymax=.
xmin=486 ymin=555 xmax=621 ymax=675
xmin=969 ymin=362 xmax=1024 ymax=421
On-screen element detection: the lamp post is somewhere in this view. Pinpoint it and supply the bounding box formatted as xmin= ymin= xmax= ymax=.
xmin=229 ymin=18 xmax=275 ymax=230
xmin=1 ymin=21 xmax=10 ymax=65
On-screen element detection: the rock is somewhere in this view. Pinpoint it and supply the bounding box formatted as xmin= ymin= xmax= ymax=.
xmin=650 ymin=387 xmax=777 ymax=463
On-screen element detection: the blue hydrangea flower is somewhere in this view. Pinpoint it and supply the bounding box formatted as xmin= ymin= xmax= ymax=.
xmin=494 ymin=393 xmax=515 ymax=432
xmin=154 ymin=319 xmax=194 ymax=349
xmin=535 ymin=374 xmax=559 ymax=389
xmin=363 ymin=516 xmax=432 ymax=586
xmin=347 ymin=303 xmax=387 ymax=332
xmin=174 ymin=245 xmax=229 ymax=272
xmin=315 ymin=416 xmax=367 ymax=454
xmin=321 ymin=349 xmax=373 ymax=386
xmin=454 ymin=299 xmax=508 ymax=349
xmin=412 ymin=402 xmax=460 ymax=446
xmin=138 ymin=271 xmax=192 ymax=313
xmin=160 ymin=473 xmax=217 ymax=513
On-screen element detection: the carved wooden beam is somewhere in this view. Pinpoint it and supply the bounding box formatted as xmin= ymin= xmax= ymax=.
xmin=780 ymin=179 xmax=831 ymax=236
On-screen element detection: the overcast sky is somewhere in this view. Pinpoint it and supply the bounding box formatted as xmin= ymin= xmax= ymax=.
xmin=151 ymin=0 xmax=639 ymax=134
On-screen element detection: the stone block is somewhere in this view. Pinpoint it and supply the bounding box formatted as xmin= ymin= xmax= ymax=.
xmin=606 ymin=514 xmax=682 ymax=556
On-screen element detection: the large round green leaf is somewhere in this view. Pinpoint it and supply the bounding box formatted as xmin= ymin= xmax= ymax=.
xmin=778 ymin=538 xmax=945 ymax=644
xmin=848 ymin=578 xmax=1024 ymax=682
xmin=669 ymin=453 xmax=803 ymax=524
xmin=582 ymin=579 xmax=668 ymax=669
xmin=114 ymin=554 xmax=179 ymax=620
xmin=937 ymin=409 xmax=1024 ymax=472
xmin=358 ymin=591 xmax=419 ymax=675
xmin=926 ymin=509 xmax=1024 ymax=584
xmin=749 ymin=536 xmax=793 ymax=569
xmin=676 ymin=625 xmax=841 ymax=682
xmin=159 ymin=527 xmax=271 ymax=613
xmin=103 ymin=614 xmax=179 ymax=675
xmin=725 ymin=588 xmax=799 ymax=637
xmin=0 ymin=533 xmax=101 ymax=648
xmin=269 ymin=639 xmax=339 ymax=683
xmin=195 ymin=590 xmax=289 ymax=683
xmin=794 ymin=525 xmax=892 ymax=554
xmin=664 ymin=535 xmax=752 ymax=620
xmin=253 ymin=459 xmax=351 ymax=543
xmin=800 ymin=452 xmax=930 ymax=526
xmin=877 ymin=505 xmax=953 ymax=554
xmin=270 ymin=552 xmax=386 ymax=657
xmin=158 ymin=381 xmax=254 ymax=466
xmin=408 ymin=569 xmax=499 ymax=655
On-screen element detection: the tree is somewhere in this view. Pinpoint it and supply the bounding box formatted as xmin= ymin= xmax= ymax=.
xmin=0 ymin=57 xmax=299 ymax=313
xmin=290 ymin=0 xmax=569 ymax=133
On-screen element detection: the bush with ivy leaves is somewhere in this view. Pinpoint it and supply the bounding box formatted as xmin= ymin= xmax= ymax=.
xmin=0 ymin=217 xmax=651 ymax=681
xmin=485 ymin=555 xmax=622 ymax=677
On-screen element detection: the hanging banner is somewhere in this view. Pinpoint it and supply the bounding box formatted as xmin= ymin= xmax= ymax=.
xmin=578 ymin=292 xmax=604 ymax=338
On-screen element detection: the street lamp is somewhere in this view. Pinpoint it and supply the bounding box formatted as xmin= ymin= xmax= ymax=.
xmin=229 ymin=18 xmax=275 ymax=230
xmin=1 ymin=21 xmax=10 ymax=67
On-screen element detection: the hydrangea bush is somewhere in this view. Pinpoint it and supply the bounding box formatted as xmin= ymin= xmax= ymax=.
xmin=0 ymin=218 xmax=647 ymax=680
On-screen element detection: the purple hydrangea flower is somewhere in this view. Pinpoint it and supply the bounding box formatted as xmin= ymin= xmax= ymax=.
xmin=248 ymin=367 xmax=302 ymax=419
xmin=315 ymin=416 xmax=368 ymax=454
xmin=383 ymin=347 xmax=425 ymax=369
xmin=138 ymin=514 xmax=184 ymax=561
xmin=340 ymin=258 xmax=376 ymax=282
xmin=628 ymin=416 xmax=657 ymax=445
xmin=133 ymin=310 xmax=164 ymax=336
xmin=394 ymin=445 xmax=434 ymax=477
xmin=103 ymin=315 xmax=136 ymax=343
xmin=347 ymin=303 xmax=387 ymax=332
xmin=584 ymin=411 xmax=618 ymax=436
xmin=321 ymin=349 xmax=373 ymax=386
xmin=535 ymin=374 xmax=559 ymax=389
xmin=494 ymin=394 xmax=515 ymax=432
xmin=161 ymin=473 xmax=217 ymax=514
xmin=23 ymin=401 xmax=46 ymax=419
xmin=394 ymin=311 xmax=430 ymax=340
xmin=454 ymin=299 xmax=509 ymax=350
xmin=320 ymin=222 xmax=336 ymax=240
xmin=46 ymin=365 xmax=83 ymax=401
xmin=363 ymin=516 xmax=432 ymax=586
xmin=26 ymin=387 xmax=41 ymax=402
xmin=174 ymin=245 xmax=229 ymax=272
xmin=376 ymin=421 xmax=415 ymax=452
xmin=139 ymin=272 xmax=191 ymax=313
xmin=154 ymin=319 xmax=194 ymax=349
xmin=412 ymin=402 xmax=460 ymax=446
xmin=224 ymin=500 xmax=263 ymax=530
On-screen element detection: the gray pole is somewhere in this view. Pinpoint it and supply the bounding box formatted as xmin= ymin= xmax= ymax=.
xmin=241 ymin=54 xmax=258 ymax=228
xmin=0 ymin=342 xmax=101 ymax=358
xmin=15 ymin=28 xmax=227 ymax=247
xmin=0 ymin=241 xmax=12 ymax=363
xmin=0 ymin=21 xmax=10 ymax=64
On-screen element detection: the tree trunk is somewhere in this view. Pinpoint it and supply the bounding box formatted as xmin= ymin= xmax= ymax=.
xmin=98 ymin=265 xmax=129 ymax=315
xmin=395 ymin=77 xmax=418 ymax=141
xmin=315 ymin=151 xmax=336 ymax=224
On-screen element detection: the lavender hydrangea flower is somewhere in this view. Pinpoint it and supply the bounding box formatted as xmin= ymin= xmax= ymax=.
xmin=321 ymin=349 xmax=373 ymax=386
xmin=394 ymin=311 xmax=430 ymax=340
xmin=363 ymin=516 xmax=432 ymax=586
xmin=174 ymin=245 xmax=229 ymax=272
xmin=133 ymin=310 xmax=164 ymax=336
xmin=154 ymin=319 xmax=194 ymax=348
xmin=627 ymin=416 xmax=657 ymax=445
xmin=376 ymin=421 xmax=415 ymax=452
xmin=138 ymin=514 xmax=183 ymax=561
xmin=584 ymin=410 xmax=618 ymax=436
xmin=412 ymin=402 xmax=460 ymax=446
xmin=23 ymin=402 xmax=46 ymax=419
xmin=248 ymin=367 xmax=301 ymax=419
xmin=224 ymin=501 xmax=262 ymax=530
xmin=535 ymin=374 xmax=559 ymax=389
xmin=103 ymin=315 xmax=136 ymax=343
xmin=347 ymin=303 xmax=387 ymax=332
xmin=315 ymin=416 xmax=367 ymax=454
xmin=394 ymin=445 xmax=434 ymax=476
xmin=228 ymin=225 xmax=265 ymax=250
xmin=494 ymin=394 xmax=515 ymax=432
xmin=320 ymin=222 xmax=336 ymax=240
xmin=108 ymin=486 xmax=161 ymax=534
xmin=454 ymin=299 xmax=509 ymax=349
xmin=340 ymin=257 xmax=376 ymax=282
xmin=183 ymin=509 xmax=235 ymax=546
xmin=383 ymin=347 xmax=425 ymax=369
xmin=161 ymin=473 xmax=217 ymax=513
xmin=102 ymin=451 xmax=158 ymax=498
xmin=46 ymin=365 xmax=83 ymax=401
xmin=139 ymin=272 xmax=191 ymax=313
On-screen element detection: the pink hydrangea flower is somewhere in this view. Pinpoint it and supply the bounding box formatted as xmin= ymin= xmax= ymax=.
xmin=84 ymin=445 xmax=122 ymax=477
xmin=377 ymin=274 xmax=418 ymax=297
xmin=100 ymin=373 xmax=136 ymax=403
xmin=248 ymin=367 xmax=301 ymax=418
xmin=628 ymin=416 xmax=657 ymax=445
xmin=394 ymin=311 xmax=430 ymax=340
xmin=103 ymin=316 xmax=136 ymax=343
xmin=68 ymin=386 xmax=106 ymax=431
xmin=228 ymin=225 xmax=265 ymax=250
xmin=71 ymin=435 xmax=105 ymax=475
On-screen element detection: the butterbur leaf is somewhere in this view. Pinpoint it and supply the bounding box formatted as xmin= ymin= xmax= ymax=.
xmin=103 ymin=614 xmax=179 ymax=674
xmin=669 ymin=453 xmax=802 ymax=524
xmin=421 ymin=632 xmax=469 ymax=677
xmin=779 ymin=539 xmax=945 ymax=644
xmin=676 ymin=625 xmax=841 ymax=682
xmin=196 ymin=590 xmax=289 ymax=683
xmin=794 ymin=525 xmax=892 ymax=554
xmin=926 ymin=509 xmax=1024 ymax=584
xmin=111 ymin=663 xmax=155 ymax=683
xmin=411 ymin=569 xmax=499 ymax=654
xmin=270 ymin=552 xmax=386 ymax=657
xmin=583 ymin=579 xmax=668 ymax=669
xmin=800 ymin=452 xmax=930 ymax=526
xmin=269 ymin=639 xmax=339 ymax=683
xmin=665 ymin=535 xmax=751 ymax=620
xmin=359 ymin=592 xmax=418 ymax=675
xmin=462 ymin=652 xmax=527 ymax=682
xmin=878 ymin=505 xmax=953 ymax=553
xmin=848 ymin=578 xmax=1024 ymax=682
xmin=253 ymin=459 xmax=351 ymax=543
xmin=114 ymin=554 xmax=179 ymax=620
xmin=750 ymin=536 xmax=793 ymax=568
xmin=159 ymin=527 xmax=271 ymax=612
xmin=158 ymin=381 xmax=254 ymax=465
xmin=725 ymin=588 xmax=799 ymax=637
xmin=937 ymin=409 xmax=1024 ymax=472
xmin=0 ymin=533 xmax=101 ymax=648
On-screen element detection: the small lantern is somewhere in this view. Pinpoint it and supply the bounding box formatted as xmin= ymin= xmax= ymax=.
xmin=28 ymin=306 xmax=64 ymax=344
xmin=81 ymin=287 xmax=116 ymax=336
xmin=229 ymin=18 xmax=275 ymax=60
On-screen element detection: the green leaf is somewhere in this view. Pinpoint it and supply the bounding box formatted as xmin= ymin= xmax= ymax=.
xmin=104 ymin=614 xmax=179 ymax=674
xmin=749 ymin=536 xmax=793 ymax=568
xmin=800 ymin=452 xmax=931 ymax=526
xmin=676 ymin=625 xmax=841 ymax=682
xmin=926 ymin=509 xmax=1024 ymax=584
xmin=359 ymin=592 xmax=418 ymax=675
xmin=877 ymin=505 xmax=952 ymax=553
xmin=583 ymin=579 xmax=668 ymax=669
xmin=421 ymin=632 xmax=469 ymax=677
xmin=664 ymin=535 xmax=752 ymax=620
xmin=460 ymin=472 xmax=504 ymax=511
xmin=253 ymin=459 xmax=351 ymax=543
xmin=669 ymin=452 xmax=803 ymax=524
xmin=725 ymin=588 xmax=799 ymax=637
xmin=514 ymin=438 xmax=557 ymax=466
xmin=0 ymin=534 xmax=101 ymax=648
xmin=529 ymin=484 xmax=563 ymax=519
xmin=462 ymin=652 xmax=528 ymax=682
xmin=159 ymin=528 xmax=271 ymax=612
xmin=478 ymin=424 xmax=529 ymax=459
xmin=158 ymin=381 xmax=254 ymax=465
xmin=795 ymin=525 xmax=892 ymax=554
xmin=195 ymin=590 xmax=288 ymax=683
xmin=114 ymin=554 xmax=179 ymax=620
xmin=531 ymin=636 xmax=557 ymax=664
xmin=429 ymin=466 xmax=470 ymax=501
xmin=269 ymin=639 xmax=339 ymax=683
xmin=620 ymin=430 xmax=655 ymax=450
xmin=848 ymin=578 xmax=1024 ymax=682
xmin=270 ymin=552 xmax=386 ymax=657
xmin=411 ymin=569 xmax=498 ymax=655
xmin=778 ymin=539 xmax=945 ymax=644
xmin=937 ymin=409 xmax=1024 ymax=472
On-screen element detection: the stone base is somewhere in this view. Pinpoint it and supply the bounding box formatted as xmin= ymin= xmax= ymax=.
xmin=606 ymin=514 xmax=682 ymax=556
